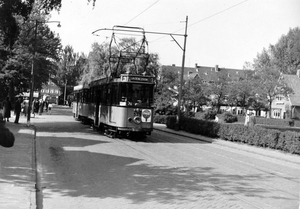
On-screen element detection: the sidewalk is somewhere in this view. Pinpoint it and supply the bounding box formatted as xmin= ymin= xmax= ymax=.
xmin=153 ymin=123 xmax=300 ymax=166
xmin=0 ymin=115 xmax=36 ymax=209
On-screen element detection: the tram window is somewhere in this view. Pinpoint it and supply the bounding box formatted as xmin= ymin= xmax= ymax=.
xmin=119 ymin=83 xmax=153 ymax=107
xmin=111 ymin=83 xmax=118 ymax=105
xmin=101 ymin=85 xmax=107 ymax=105
xmin=107 ymin=84 xmax=112 ymax=105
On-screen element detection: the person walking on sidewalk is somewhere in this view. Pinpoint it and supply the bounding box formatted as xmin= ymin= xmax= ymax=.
xmin=249 ymin=112 xmax=256 ymax=127
xmin=3 ymin=97 xmax=12 ymax=122
xmin=0 ymin=113 xmax=15 ymax=147
xmin=14 ymin=97 xmax=22 ymax=124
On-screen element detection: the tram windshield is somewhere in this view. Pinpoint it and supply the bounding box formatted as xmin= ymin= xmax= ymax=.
xmin=119 ymin=83 xmax=153 ymax=107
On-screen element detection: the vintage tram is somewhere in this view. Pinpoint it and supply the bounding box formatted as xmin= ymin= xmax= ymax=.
xmin=73 ymin=25 xmax=155 ymax=137
xmin=72 ymin=73 xmax=155 ymax=137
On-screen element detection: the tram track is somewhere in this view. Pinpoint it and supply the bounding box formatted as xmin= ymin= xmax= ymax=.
xmin=152 ymin=129 xmax=300 ymax=185
xmin=111 ymin=137 xmax=263 ymax=208
xmin=107 ymin=129 xmax=299 ymax=209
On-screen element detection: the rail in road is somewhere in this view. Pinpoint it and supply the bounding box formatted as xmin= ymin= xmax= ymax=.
xmin=31 ymin=106 xmax=300 ymax=209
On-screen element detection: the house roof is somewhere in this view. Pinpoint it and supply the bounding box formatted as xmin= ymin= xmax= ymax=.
xmin=282 ymin=74 xmax=300 ymax=106
xmin=161 ymin=64 xmax=246 ymax=82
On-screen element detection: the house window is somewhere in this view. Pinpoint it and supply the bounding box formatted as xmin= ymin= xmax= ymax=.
xmin=273 ymin=109 xmax=281 ymax=118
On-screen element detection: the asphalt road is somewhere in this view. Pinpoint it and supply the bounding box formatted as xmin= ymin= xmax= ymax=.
xmin=33 ymin=106 xmax=299 ymax=209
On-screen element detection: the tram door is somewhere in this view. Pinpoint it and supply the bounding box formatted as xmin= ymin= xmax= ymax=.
xmin=95 ymin=88 xmax=100 ymax=127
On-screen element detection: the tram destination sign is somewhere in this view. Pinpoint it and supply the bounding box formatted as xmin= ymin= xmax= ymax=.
xmin=121 ymin=74 xmax=153 ymax=83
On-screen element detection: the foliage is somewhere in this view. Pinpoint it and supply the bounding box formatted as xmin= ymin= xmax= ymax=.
xmin=153 ymin=115 xmax=168 ymax=124
xmin=205 ymin=70 xmax=230 ymax=113
xmin=154 ymin=65 xmax=179 ymax=113
xmin=252 ymin=67 xmax=292 ymax=118
xmin=218 ymin=124 xmax=300 ymax=154
xmin=182 ymin=76 xmax=207 ymax=113
xmin=222 ymin=112 xmax=237 ymax=123
xmin=203 ymin=109 xmax=217 ymax=120
xmin=270 ymin=27 xmax=300 ymax=75
xmin=226 ymin=70 xmax=255 ymax=112
xmin=55 ymin=45 xmax=85 ymax=99
xmin=166 ymin=115 xmax=220 ymax=138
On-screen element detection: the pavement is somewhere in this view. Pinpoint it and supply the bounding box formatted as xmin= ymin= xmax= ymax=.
xmin=1 ymin=112 xmax=300 ymax=209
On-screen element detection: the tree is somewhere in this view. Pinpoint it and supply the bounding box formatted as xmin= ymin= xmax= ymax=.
xmin=0 ymin=10 xmax=61 ymax=100
xmin=270 ymin=27 xmax=300 ymax=74
xmin=182 ymin=76 xmax=207 ymax=114
xmin=226 ymin=70 xmax=256 ymax=114
xmin=253 ymin=27 xmax=300 ymax=75
xmin=154 ymin=65 xmax=179 ymax=115
xmin=253 ymin=67 xmax=292 ymax=118
xmin=205 ymin=70 xmax=230 ymax=113
xmin=56 ymin=45 xmax=81 ymax=102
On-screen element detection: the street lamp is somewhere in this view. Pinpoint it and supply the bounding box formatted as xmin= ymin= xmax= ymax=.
xmin=27 ymin=20 xmax=61 ymax=125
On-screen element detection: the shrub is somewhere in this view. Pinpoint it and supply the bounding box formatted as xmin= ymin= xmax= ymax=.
xmin=166 ymin=115 xmax=177 ymax=129
xmin=222 ymin=112 xmax=238 ymax=123
xmin=165 ymin=115 xmax=300 ymax=155
xmin=153 ymin=115 xmax=168 ymax=124
xmin=203 ymin=109 xmax=217 ymax=120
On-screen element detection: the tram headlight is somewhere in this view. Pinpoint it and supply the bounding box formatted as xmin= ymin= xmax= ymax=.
xmin=133 ymin=116 xmax=141 ymax=124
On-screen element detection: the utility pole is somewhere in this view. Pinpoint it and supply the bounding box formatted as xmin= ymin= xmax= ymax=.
xmin=176 ymin=16 xmax=188 ymax=130
xmin=27 ymin=20 xmax=61 ymax=125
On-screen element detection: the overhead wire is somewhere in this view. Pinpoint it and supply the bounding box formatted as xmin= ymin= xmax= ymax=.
xmin=149 ymin=0 xmax=249 ymax=43
xmin=124 ymin=0 xmax=160 ymax=25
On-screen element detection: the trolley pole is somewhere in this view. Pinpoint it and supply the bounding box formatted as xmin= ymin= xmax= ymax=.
xmin=176 ymin=16 xmax=188 ymax=130
xmin=92 ymin=16 xmax=189 ymax=130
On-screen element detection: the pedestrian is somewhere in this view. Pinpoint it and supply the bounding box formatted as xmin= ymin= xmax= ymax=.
xmin=48 ymin=103 xmax=53 ymax=114
xmin=0 ymin=112 xmax=15 ymax=148
xmin=244 ymin=113 xmax=250 ymax=126
xmin=23 ymin=97 xmax=29 ymax=116
xmin=214 ymin=115 xmax=219 ymax=123
xmin=3 ymin=97 xmax=12 ymax=122
xmin=38 ymin=99 xmax=44 ymax=115
xmin=14 ymin=97 xmax=22 ymax=124
xmin=249 ymin=112 xmax=256 ymax=127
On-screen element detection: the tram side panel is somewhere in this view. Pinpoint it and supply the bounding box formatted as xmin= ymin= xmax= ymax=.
xmin=99 ymin=105 xmax=153 ymax=133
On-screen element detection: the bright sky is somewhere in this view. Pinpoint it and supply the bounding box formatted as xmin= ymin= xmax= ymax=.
xmin=48 ymin=0 xmax=300 ymax=69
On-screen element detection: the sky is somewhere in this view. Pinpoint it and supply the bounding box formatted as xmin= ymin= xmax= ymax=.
xmin=48 ymin=0 xmax=300 ymax=69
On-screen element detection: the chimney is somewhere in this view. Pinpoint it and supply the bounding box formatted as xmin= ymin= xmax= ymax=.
xmin=215 ymin=65 xmax=219 ymax=72
xmin=297 ymin=69 xmax=300 ymax=78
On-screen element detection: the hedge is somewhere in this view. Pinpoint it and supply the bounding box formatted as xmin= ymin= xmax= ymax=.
xmin=164 ymin=115 xmax=300 ymax=155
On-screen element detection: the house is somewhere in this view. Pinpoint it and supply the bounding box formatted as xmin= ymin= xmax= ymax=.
xmin=161 ymin=64 xmax=248 ymax=114
xmin=39 ymin=80 xmax=61 ymax=104
xmin=161 ymin=64 xmax=300 ymax=119
xmin=271 ymin=70 xmax=300 ymax=119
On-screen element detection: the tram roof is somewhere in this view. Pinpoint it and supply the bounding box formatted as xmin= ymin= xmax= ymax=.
xmin=73 ymin=84 xmax=89 ymax=91
xmin=90 ymin=74 xmax=155 ymax=87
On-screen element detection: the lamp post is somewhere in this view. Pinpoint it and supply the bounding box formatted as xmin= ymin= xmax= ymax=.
xmin=27 ymin=20 xmax=61 ymax=125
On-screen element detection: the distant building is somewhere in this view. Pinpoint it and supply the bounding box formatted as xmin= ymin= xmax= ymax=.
xmin=40 ymin=80 xmax=61 ymax=104
xmin=161 ymin=64 xmax=248 ymax=115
